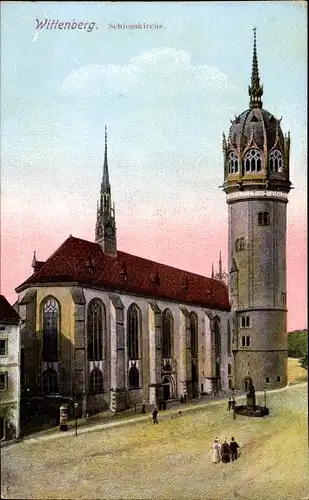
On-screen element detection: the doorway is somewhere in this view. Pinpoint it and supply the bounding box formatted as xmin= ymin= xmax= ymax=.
xmin=162 ymin=376 xmax=172 ymax=400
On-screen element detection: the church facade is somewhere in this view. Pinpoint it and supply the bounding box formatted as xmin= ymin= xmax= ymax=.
xmin=15 ymin=32 xmax=291 ymax=417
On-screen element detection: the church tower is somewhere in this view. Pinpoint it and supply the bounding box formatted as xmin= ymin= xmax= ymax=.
xmin=95 ymin=126 xmax=117 ymax=256
xmin=223 ymin=30 xmax=292 ymax=391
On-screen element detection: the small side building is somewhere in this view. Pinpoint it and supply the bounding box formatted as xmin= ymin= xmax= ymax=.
xmin=0 ymin=295 xmax=21 ymax=440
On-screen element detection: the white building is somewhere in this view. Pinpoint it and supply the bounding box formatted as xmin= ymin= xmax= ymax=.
xmin=0 ymin=295 xmax=21 ymax=440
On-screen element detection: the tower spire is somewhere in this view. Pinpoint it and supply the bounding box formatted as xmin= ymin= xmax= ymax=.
xmin=102 ymin=125 xmax=110 ymax=192
xmin=95 ymin=125 xmax=117 ymax=256
xmin=219 ymin=251 xmax=222 ymax=278
xmin=211 ymin=263 xmax=214 ymax=279
xmin=248 ymin=28 xmax=263 ymax=108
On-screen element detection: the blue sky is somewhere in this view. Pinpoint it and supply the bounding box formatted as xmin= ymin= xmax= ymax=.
xmin=1 ymin=1 xmax=307 ymax=329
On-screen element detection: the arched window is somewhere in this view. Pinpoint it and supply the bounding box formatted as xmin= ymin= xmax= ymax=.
xmin=90 ymin=368 xmax=103 ymax=394
xmin=244 ymin=149 xmax=262 ymax=173
xmin=129 ymin=365 xmax=140 ymax=388
xmin=227 ymin=320 xmax=232 ymax=356
xmin=87 ymin=299 xmax=104 ymax=361
xmin=162 ymin=309 xmax=173 ymax=359
xmin=41 ymin=368 xmax=58 ymax=395
xmin=228 ymin=363 xmax=232 ymax=375
xmin=228 ymin=152 xmax=239 ymax=174
xmin=214 ymin=317 xmax=221 ymax=362
xmin=127 ymin=304 xmax=140 ymax=360
xmin=269 ymin=150 xmax=283 ymax=172
xmin=42 ymin=298 xmax=59 ymax=362
xmin=189 ymin=313 xmax=198 ymax=359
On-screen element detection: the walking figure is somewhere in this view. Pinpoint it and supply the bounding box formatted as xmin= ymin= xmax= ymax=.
xmin=230 ymin=437 xmax=239 ymax=461
xmin=228 ymin=398 xmax=232 ymax=412
xmin=231 ymin=399 xmax=236 ymax=419
xmin=221 ymin=439 xmax=231 ymax=463
xmin=152 ymin=406 xmax=158 ymax=424
xmin=141 ymin=401 xmax=146 ymax=414
xmin=211 ymin=438 xmax=221 ymax=463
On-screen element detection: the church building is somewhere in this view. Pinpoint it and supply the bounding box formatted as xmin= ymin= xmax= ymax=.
xmin=15 ymin=31 xmax=291 ymax=417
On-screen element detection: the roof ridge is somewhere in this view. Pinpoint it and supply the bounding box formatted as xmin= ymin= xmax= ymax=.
xmin=68 ymin=236 xmax=215 ymax=282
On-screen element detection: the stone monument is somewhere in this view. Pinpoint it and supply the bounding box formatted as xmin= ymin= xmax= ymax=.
xmin=246 ymin=380 xmax=256 ymax=408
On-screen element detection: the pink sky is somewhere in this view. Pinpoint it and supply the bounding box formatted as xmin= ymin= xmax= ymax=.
xmin=1 ymin=208 xmax=307 ymax=332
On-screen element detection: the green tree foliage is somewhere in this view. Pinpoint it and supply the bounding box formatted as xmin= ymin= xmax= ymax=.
xmin=288 ymin=330 xmax=308 ymax=370
xmin=301 ymin=352 xmax=308 ymax=370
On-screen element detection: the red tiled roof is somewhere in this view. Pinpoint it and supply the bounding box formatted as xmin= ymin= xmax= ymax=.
xmin=0 ymin=295 xmax=20 ymax=324
xmin=16 ymin=236 xmax=230 ymax=311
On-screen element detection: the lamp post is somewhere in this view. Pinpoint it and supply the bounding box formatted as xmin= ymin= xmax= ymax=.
xmin=74 ymin=402 xmax=78 ymax=436
xmin=263 ymin=385 xmax=267 ymax=408
xmin=231 ymin=387 xmax=236 ymax=420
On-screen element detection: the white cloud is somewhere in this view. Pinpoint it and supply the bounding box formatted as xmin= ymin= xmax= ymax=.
xmin=61 ymin=47 xmax=229 ymax=97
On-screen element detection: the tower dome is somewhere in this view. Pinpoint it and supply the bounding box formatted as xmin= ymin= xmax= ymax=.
xmin=223 ymin=29 xmax=291 ymax=193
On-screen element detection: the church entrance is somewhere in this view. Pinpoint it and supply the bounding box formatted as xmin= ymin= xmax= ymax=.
xmin=191 ymin=362 xmax=198 ymax=398
xmin=162 ymin=376 xmax=172 ymax=400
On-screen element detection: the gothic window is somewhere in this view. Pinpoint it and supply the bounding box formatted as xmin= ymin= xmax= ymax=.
xmin=228 ymin=152 xmax=239 ymax=174
xmin=129 ymin=365 xmax=140 ymax=388
xmin=189 ymin=313 xmax=198 ymax=359
xmin=228 ymin=363 xmax=232 ymax=375
xmin=241 ymin=316 xmax=250 ymax=328
xmin=214 ymin=317 xmax=221 ymax=361
xmin=90 ymin=368 xmax=103 ymax=394
xmin=0 ymin=373 xmax=8 ymax=391
xmin=42 ymin=298 xmax=59 ymax=362
xmin=235 ymin=237 xmax=245 ymax=253
xmin=258 ymin=212 xmax=270 ymax=226
xmin=265 ymin=377 xmax=270 ymax=383
xmin=127 ymin=304 xmax=140 ymax=360
xmin=227 ymin=320 xmax=232 ymax=355
xmin=0 ymin=339 xmax=7 ymax=356
xmin=269 ymin=150 xmax=283 ymax=173
xmin=41 ymin=368 xmax=58 ymax=395
xmin=162 ymin=309 xmax=173 ymax=359
xmin=244 ymin=149 xmax=262 ymax=173
xmin=87 ymin=299 xmax=104 ymax=361
xmin=246 ymin=336 xmax=250 ymax=347
xmin=277 ymin=376 xmax=281 ymax=383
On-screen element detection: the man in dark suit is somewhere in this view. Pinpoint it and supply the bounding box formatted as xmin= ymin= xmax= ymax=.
xmin=230 ymin=436 xmax=240 ymax=461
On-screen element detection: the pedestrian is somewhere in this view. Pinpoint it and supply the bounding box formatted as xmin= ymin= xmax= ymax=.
xmin=221 ymin=438 xmax=231 ymax=463
xmin=152 ymin=406 xmax=158 ymax=424
xmin=211 ymin=438 xmax=221 ymax=463
xmin=180 ymin=395 xmax=184 ymax=404
xmin=229 ymin=437 xmax=239 ymax=461
xmin=228 ymin=398 xmax=232 ymax=412
xmin=141 ymin=401 xmax=146 ymax=414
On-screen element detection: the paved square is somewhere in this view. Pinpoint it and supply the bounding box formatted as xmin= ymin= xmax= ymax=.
xmin=1 ymin=384 xmax=307 ymax=500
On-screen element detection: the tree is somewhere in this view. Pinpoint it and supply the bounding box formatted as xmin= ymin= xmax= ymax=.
xmin=287 ymin=330 xmax=308 ymax=359
xmin=301 ymin=352 xmax=308 ymax=370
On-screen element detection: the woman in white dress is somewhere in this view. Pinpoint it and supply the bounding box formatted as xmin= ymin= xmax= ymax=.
xmin=211 ymin=438 xmax=221 ymax=463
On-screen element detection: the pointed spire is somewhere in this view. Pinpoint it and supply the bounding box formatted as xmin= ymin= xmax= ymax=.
xmin=211 ymin=263 xmax=214 ymax=279
xmin=32 ymin=251 xmax=37 ymax=267
xmin=102 ymin=125 xmax=110 ymax=192
xmin=219 ymin=251 xmax=222 ymax=278
xmin=248 ymin=28 xmax=263 ymax=108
